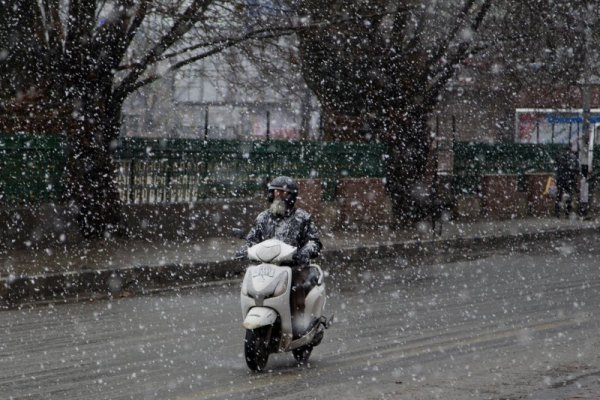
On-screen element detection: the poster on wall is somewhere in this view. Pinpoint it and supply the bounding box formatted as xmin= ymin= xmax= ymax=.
xmin=515 ymin=109 xmax=600 ymax=148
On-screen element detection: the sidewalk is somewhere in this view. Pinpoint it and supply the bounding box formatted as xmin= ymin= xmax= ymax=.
xmin=1 ymin=216 xmax=599 ymax=306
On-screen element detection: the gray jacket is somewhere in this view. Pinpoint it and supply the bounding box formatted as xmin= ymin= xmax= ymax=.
xmin=244 ymin=208 xmax=322 ymax=262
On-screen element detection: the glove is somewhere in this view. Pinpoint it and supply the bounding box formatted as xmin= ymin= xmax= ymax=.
xmin=234 ymin=247 xmax=248 ymax=260
xmin=293 ymin=249 xmax=310 ymax=265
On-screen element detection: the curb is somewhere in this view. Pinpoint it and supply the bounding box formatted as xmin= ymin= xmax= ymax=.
xmin=0 ymin=259 xmax=245 ymax=307
xmin=1 ymin=225 xmax=598 ymax=308
xmin=323 ymin=225 xmax=599 ymax=264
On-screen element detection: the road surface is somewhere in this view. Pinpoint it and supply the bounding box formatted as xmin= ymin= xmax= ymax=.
xmin=1 ymin=233 xmax=600 ymax=399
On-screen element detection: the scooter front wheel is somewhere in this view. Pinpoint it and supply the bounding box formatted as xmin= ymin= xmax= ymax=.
xmin=244 ymin=327 xmax=271 ymax=371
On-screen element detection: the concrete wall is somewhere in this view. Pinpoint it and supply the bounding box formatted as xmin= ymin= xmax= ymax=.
xmin=0 ymin=199 xmax=264 ymax=249
xmin=454 ymin=172 xmax=600 ymax=220
xmin=0 ymin=204 xmax=81 ymax=249
xmin=481 ymin=174 xmax=528 ymax=219
xmin=296 ymin=179 xmax=323 ymax=219
xmin=0 ymin=178 xmax=394 ymax=249
xmin=524 ymin=173 xmax=555 ymax=217
xmin=120 ymin=198 xmax=263 ymax=240
xmin=335 ymin=178 xmax=392 ymax=231
xmin=454 ymin=194 xmax=482 ymax=221
xmin=2 ymin=175 xmax=597 ymax=250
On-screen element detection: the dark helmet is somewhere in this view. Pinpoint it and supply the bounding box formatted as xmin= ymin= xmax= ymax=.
xmin=267 ymin=176 xmax=299 ymax=207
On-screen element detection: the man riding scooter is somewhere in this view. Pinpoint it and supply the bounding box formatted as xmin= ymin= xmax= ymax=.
xmin=237 ymin=176 xmax=322 ymax=338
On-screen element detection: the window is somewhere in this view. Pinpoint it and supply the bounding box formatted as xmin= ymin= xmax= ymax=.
xmin=174 ymin=67 xmax=204 ymax=103
xmin=173 ymin=63 xmax=220 ymax=104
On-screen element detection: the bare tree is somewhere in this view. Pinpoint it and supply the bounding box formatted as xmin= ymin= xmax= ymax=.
xmin=496 ymin=1 xmax=600 ymax=89
xmin=0 ymin=0 xmax=299 ymax=237
xmin=295 ymin=0 xmax=493 ymax=223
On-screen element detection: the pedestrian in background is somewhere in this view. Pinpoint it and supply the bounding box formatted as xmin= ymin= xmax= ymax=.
xmin=555 ymin=147 xmax=579 ymax=218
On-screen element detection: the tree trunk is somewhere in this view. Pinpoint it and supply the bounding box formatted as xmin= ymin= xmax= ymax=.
xmin=380 ymin=113 xmax=431 ymax=226
xmin=64 ymin=98 xmax=123 ymax=238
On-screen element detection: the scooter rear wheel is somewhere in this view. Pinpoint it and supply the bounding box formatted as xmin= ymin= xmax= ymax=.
xmin=244 ymin=327 xmax=271 ymax=371
xmin=292 ymin=345 xmax=313 ymax=364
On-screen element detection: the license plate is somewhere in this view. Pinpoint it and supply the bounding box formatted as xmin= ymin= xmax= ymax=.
xmin=251 ymin=265 xmax=276 ymax=278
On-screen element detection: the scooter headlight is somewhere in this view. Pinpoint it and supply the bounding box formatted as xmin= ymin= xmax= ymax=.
xmin=273 ymin=274 xmax=288 ymax=297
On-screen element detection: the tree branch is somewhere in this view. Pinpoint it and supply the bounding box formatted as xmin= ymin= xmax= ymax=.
xmin=423 ymin=0 xmax=492 ymax=106
xmin=401 ymin=5 xmax=429 ymax=56
xmin=426 ymin=0 xmax=478 ymax=70
xmin=43 ymin=0 xmax=66 ymax=50
xmin=116 ymin=25 xmax=297 ymax=100
xmin=115 ymin=23 xmax=299 ymax=71
xmin=113 ymin=0 xmax=213 ymax=102
xmin=123 ymin=0 xmax=150 ymax=54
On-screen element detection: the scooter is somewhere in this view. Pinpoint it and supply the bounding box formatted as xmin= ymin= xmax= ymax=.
xmin=240 ymin=239 xmax=331 ymax=371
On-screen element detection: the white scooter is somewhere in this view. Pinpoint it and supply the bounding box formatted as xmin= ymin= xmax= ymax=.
xmin=240 ymin=239 xmax=331 ymax=371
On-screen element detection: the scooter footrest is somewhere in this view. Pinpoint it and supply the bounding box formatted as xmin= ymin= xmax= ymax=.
xmin=320 ymin=315 xmax=333 ymax=329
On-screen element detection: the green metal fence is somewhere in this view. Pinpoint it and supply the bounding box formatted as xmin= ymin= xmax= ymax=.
xmin=0 ymin=134 xmax=386 ymax=205
xmin=2 ymin=133 xmax=599 ymax=205
xmin=114 ymin=138 xmax=386 ymax=203
xmin=453 ymin=142 xmax=600 ymax=194
xmin=0 ymin=133 xmax=67 ymax=205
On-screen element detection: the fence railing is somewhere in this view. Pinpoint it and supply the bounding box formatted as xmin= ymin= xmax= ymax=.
xmin=114 ymin=138 xmax=387 ymax=204
xmin=0 ymin=134 xmax=386 ymax=205
xmin=0 ymin=134 xmax=67 ymax=205
xmin=2 ymin=133 xmax=599 ymax=206
xmin=452 ymin=142 xmax=600 ymax=194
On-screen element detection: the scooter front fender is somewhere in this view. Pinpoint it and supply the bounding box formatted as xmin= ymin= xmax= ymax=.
xmin=242 ymin=307 xmax=278 ymax=330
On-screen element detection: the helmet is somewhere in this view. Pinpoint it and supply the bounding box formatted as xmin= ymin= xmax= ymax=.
xmin=267 ymin=176 xmax=299 ymax=208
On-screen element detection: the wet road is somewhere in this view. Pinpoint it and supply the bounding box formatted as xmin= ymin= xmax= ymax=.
xmin=2 ymin=234 xmax=600 ymax=399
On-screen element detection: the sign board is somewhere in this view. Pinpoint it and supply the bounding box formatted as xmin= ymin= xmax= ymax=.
xmin=515 ymin=108 xmax=600 ymax=147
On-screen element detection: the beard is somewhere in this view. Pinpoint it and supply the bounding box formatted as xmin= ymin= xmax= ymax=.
xmin=270 ymin=198 xmax=287 ymax=217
